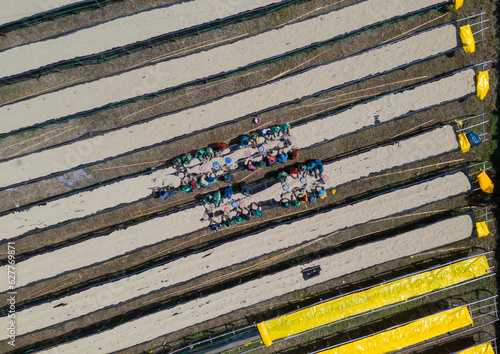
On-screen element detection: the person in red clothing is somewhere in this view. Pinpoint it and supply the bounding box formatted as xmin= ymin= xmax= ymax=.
xmin=247 ymin=160 xmax=257 ymax=171
xmin=215 ymin=142 xmax=228 ymax=151
xmin=289 ymin=149 xmax=301 ymax=160
xmin=289 ymin=166 xmax=299 ymax=179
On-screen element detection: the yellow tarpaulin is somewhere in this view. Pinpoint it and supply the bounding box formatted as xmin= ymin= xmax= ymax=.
xmin=257 ymin=256 xmax=489 ymax=346
xmin=453 ymin=0 xmax=464 ymax=9
xmin=458 ymin=132 xmax=471 ymax=153
xmin=476 ymin=221 xmax=490 ymax=238
xmin=457 ymin=342 xmax=495 ymax=354
xmin=318 ymin=306 xmax=473 ymax=354
xmin=477 ymin=71 xmax=489 ymax=100
xmin=460 ymin=25 xmax=475 ymax=53
xmin=477 ymin=171 xmax=494 ymax=194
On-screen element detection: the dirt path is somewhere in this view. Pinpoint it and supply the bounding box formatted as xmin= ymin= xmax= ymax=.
xmin=0 ymin=67 xmax=474 ymax=241
xmin=0 ymin=0 xmax=86 ymax=27
xmin=0 ymin=0 xmax=288 ymax=79
xmin=0 ymin=24 xmax=460 ymax=189
xmin=39 ymin=214 xmax=473 ymax=353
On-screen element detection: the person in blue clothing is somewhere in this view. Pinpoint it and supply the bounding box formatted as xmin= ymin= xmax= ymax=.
xmin=308 ymin=192 xmax=317 ymax=204
xmin=315 ymin=185 xmax=326 ymax=199
xmin=240 ymin=182 xmax=251 ymax=196
xmin=277 ymin=152 xmax=288 ymax=164
xmin=209 ymin=220 xmax=220 ymax=232
xmin=240 ymin=135 xmax=250 ymax=147
xmin=207 ymin=173 xmax=218 ymax=184
xmin=223 ymin=186 xmax=233 ymax=200
xmin=313 ymin=159 xmax=324 ymax=178
xmin=223 ymin=173 xmax=234 ymax=183
xmin=159 ymin=188 xmax=175 ymax=201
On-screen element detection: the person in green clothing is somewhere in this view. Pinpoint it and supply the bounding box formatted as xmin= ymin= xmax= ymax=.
xmin=270 ymin=126 xmax=281 ymax=138
xmin=181 ymin=153 xmax=193 ymax=166
xmin=213 ymin=190 xmax=222 ymax=207
xmin=280 ymin=123 xmax=291 ymax=135
xmin=279 ymin=198 xmax=291 ymax=208
xmin=190 ymin=179 xmax=201 ymax=190
xmin=291 ymin=197 xmax=301 ymax=208
xmin=173 ymin=157 xmax=183 ymax=168
xmin=203 ymin=194 xmax=214 ymax=205
xmin=205 ymin=147 xmax=214 ymax=160
xmin=195 ymin=148 xmax=205 ymax=160
xmin=249 ymin=202 xmax=263 ymax=217
xmin=249 ymin=132 xmax=259 ymax=146
xmin=297 ymin=163 xmax=308 ymax=177
xmin=178 ymin=184 xmax=193 ymax=193
xmin=233 ymin=214 xmax=244 ymax=224
xmin=277 ymin=170 xmax=289 ymax=183
xmin=222 ymin=215 xmax=233 ymax=228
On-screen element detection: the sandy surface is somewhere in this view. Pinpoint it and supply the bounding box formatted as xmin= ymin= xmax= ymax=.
xmin=0 ymin=0 xmax=445 ymax=129
xmin=40 ymin=214 xmax=473 ymax=353
xmin=0 ymin=0 xmax=84 ymax=27
xmin=0 ymin=62 xmax=465 ymax=240
xmin=0 ymin=0 xmax=284 ymax=78
xmin=0 ymin=25 xmax=461 ymax=189
xmin=0 ymin=128 xmax=461 ymax=291
xmin=0 ymin=134 xmax=287 ymax=240
xmin=293 ymin=69 xmax=475 ymax=147
xmin=5 ymin=171 xmax=470 ymax=335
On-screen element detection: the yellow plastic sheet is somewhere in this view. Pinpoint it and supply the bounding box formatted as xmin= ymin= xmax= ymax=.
xmin=318 ymin=306 xmax=473 ymax=354
xmin=477 ymin=171 xmax=494 ymax=194
xmin=458 ymin=132 xmax=471 ymax=153
xmin=460 ymin=25 xmax=475 ymax=53
xmin=457 ymin=342 xmax=495 ymax=354
xmin=476 ymin=221 xmax=490 ymax=238
xmin=257 ymin=256 xmax=489 ymax=346
xmin=453 ymin=0 xmax=464 ymax=9
xmin=477 ymin=71 xmax=489 ymax=100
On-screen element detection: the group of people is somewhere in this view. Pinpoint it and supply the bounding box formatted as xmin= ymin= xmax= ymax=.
xmin=276 ymin=159 xmax=324 ymax=184
xmin=203 ymin=182 xmax=251 ymax=207
xmin=279 ymin=185 xmax=327 ymax=207
xmin=247 ymin=149 xmax=300 ymax=171
xmin=178 ymin=172 xmax=234 ymax=193
xmin=240 ymin=123 xmax=291 ymax=148
xmin=172 ymin=142 xmax=229 ymax=169
xmin=209 ymin=202 xmax=263 ymax=232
